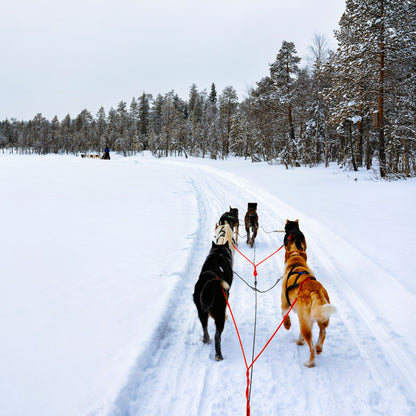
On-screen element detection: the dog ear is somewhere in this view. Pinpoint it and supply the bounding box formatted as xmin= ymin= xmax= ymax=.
xmin=286 ymin=219 xmax=289 ymax=224
xmin=295 ymin=219 xmax=299 ymax=223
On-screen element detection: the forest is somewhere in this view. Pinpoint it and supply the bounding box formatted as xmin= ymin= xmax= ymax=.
xmin=1 ymin=0 xmax=415 ymax=178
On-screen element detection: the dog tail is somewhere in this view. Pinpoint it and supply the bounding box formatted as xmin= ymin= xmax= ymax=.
xmin=312 ymin=303 xmax=337 ymax=322
xmin=200 ymin=273 xmax=229 ymax=313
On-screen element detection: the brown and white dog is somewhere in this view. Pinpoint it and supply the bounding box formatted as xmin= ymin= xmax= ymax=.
xmin=244 ymin=203 xmax=258 ymax=248
xmin=281 ymin=250 xmax=336 ymax=367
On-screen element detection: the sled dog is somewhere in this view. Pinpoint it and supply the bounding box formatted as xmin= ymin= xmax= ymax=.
xmin=284 ymin=219 xmax=307 ymax=256
xmin=219 ymin=207 xmax=239 ymax=245
xmin=281 ymin=250 xmax=336 ymax=367
xmin=193 ymin=224 xmax=234 ymax=361
xmin=244 ymin=202 xmax=259 ymax=248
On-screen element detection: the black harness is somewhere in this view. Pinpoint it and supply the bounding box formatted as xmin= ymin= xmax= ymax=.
xmin=285 ymin=265 xmax=316 ymax=306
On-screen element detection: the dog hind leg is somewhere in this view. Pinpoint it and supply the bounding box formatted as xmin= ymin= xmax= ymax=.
xmin=214 ymin=313 xmax=225 ymax=361
xmin=295 ymin=332 xmax=305 ymax=345
xmin=281 ymin=308 xmax=291 ymax=330
xmin=281 ymin=293 xmax=292 ymax=330
xmin=197 ymin=309 xmax=211 ymax=344
xmin=251 ymin=226 xmax=258 ymax=247
xmin=315 ymin=320 xmax=328 ymax=354
xmin=299 ymin=319 xmax=315 ymax=367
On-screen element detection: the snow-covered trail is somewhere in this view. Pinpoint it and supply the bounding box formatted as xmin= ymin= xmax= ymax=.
xmin=109 ymin=161 xmax=416 ymax=416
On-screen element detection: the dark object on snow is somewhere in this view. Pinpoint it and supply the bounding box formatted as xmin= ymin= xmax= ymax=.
xmin=244 ymin=202 xmax=259 ymax=248
xmin=193 ymin=239 xmax=233 ymax=361
xmin=284 ymin=219 xmax=307 ymax=252
xmin=102 ymin=147 xmax=110 ymax=160
xmin=218 ymin=206 xmax=239 ymax=245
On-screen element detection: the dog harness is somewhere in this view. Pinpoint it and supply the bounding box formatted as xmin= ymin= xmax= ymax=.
xmin=285 ymin=265 xmax=316 ymax=306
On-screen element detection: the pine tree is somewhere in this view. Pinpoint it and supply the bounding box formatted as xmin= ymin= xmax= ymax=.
xmin=59 ymin=114 xmax=73 ymax=154
xmin=305 ymin=34 xmax=332 ymax=167
xmin=209 ymin=83 xmax=217 ymax=105
xmin=149 ymin=94 xmax=164 ymax=155
xmin=187 ymin=84 xmax=205 ymax=155
xmin=219 ymin=86 xmax=238 ymax=157
xmin=107 ymin=107 xmax=118 ymax=150
xmin=326 ymin=0 xmax=416 ymax=176
xmin=188 ymin=84 xmax=199 ymax=116
xmin=50 ymin=116 xmax=61 ymax=153
xmin=325 ymin=0 xmax=372 ymax=170
xmin=96 ymin=107 xmax=107 ymax=151
xmin=269 ymin=41 xmax=301 ymax=166
xmin=249 ymin=76 xmax=278 ymax=161
xmin=129 ymin=98 xmax=139 ymax=152
xmin=383 ymin=0 xmax=416 ymax=176
xmin=139 ymin=93 xmax=151 ymax=150
xmin=74 ymin=110 xmax=93 ymax=154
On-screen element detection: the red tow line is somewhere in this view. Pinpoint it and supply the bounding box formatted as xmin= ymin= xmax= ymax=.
xmin=225 ymin=243 xmax=310 ymax=416
xmin=233 ymin=244 xmax=284 ymax=277
xmin=222 ymin=289 xmax=297 ymax=416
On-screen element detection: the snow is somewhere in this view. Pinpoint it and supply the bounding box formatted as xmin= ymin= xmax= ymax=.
xmin=0 ymin=152 xmax=415 ymax=416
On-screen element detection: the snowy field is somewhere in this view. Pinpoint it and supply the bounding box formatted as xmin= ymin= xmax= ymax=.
xmin=0 ymin=152 xmax=415 ymax=416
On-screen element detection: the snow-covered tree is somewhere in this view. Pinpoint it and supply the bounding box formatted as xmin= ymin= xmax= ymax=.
xmin=218 ymin=86 xmax=238 ymax=157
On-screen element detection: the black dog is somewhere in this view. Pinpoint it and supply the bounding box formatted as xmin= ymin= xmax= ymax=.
xmin=245 ymin=202 xmax=259 ymax=247
xmin=284 ymin=219 xmax=307 ymax=251
xmin=193 ymin=240 xmax=233 ymax=361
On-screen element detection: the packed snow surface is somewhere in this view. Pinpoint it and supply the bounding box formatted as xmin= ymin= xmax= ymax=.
xmin=0 ymin=153 xmax=415 ymax=416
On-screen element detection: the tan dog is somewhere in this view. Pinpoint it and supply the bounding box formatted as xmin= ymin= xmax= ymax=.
xmin=281 ymin=250 xmax=336 ymax=367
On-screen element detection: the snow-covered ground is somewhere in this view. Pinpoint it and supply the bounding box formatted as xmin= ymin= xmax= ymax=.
xmin=0 ymin=152 xmax=415 ymax=416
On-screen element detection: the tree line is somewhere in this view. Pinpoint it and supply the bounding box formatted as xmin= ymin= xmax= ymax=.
xmin=1 ymin=0 xmax=415 ymax=178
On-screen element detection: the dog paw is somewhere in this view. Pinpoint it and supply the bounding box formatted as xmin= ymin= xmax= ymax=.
xmin=215 ymin=354 xmax=224 ymax=361
xmin=295 ymin=339 xmax=305 ymax=345
xmin=202 ymin=337 xmax=211 ymax=344
xmin=304 ymin=360 xmax=315 ymax=368
xmin=316 ymin=345 xmax=323 ymax=354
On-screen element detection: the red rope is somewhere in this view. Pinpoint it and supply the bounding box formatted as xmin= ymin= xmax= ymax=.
xmin=222 ymin=287 xmax=248 ymax=369
xmin=222 ymin=265 xmax=311 ymax=416
xmin=223 ymin=288 xmax=296 ymax=416
xmin=222 ymin=290 xmax=251 ymax=415
xmin=233 ymin=244 xmax=284 ymax=277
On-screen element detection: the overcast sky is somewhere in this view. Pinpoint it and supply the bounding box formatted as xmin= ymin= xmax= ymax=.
xmin=1 ymin=0 xmax=345 ymax=121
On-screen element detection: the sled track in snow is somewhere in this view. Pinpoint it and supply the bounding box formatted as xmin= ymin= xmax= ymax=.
xmin=110 ymin=162 xmax=416 ymax=416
